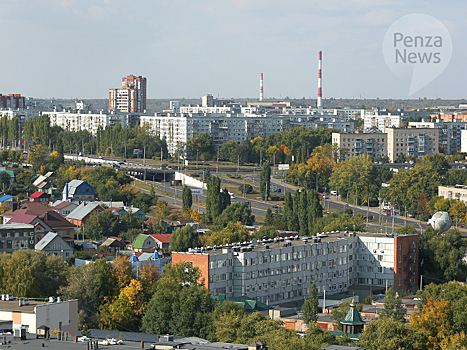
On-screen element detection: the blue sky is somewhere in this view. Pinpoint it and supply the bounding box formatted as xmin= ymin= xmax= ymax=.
xmin=1 ymin=0 xmax=465 ymax=99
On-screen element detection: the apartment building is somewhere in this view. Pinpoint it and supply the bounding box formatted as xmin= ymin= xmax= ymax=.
xmin=109 ymin=75 xmax=147 ymax=113
xmin=363 ymin=111 xmax=406 ymax=131
xmin=408 ymin=121 xmax=467 ymax=154
xmin=0 ymin=94 xmax=25 ymax=110
xmin=172 ymin=232 xmax=418 ymax=306
xmin=142 ymin=112 xmax=354 ymax=156
xmin=385 ymin=127 xmax=439 ymax=162
xmin=438 ymin=185 xmax=467 ymax=203
xmin=332 ymin=131 xmax=387 ymax=161
xmin=47 ymin=110 xmax=138 ymax=135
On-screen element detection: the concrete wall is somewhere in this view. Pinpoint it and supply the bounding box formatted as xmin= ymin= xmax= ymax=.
xmin=35 ymin=300 xmax=78 ymax=336
xmin=175 ymin=172 xmax=207 ymax=190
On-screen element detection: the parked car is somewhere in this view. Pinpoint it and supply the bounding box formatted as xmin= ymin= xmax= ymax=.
xmin=273 ymin=188 xmax=282 ymax=193
xmin=330 ymin=191 xmax=338 ymax=196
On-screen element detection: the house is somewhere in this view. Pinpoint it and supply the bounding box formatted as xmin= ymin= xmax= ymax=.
xmin=0 ymin=169 xmax=14 ymax=183
xmin=29 ymin=191 xmax=50 ymax=203
xmin=1 ymin=202 xmax=52 ymax=224
xmin=149 ymin=234 xmax=172 ymax=253
xmin=123 ymin=206 xmax=146 ymax=220
xmin=7 ymin=213 xmax=53 ymax=244
xmin=66 ymin=203 xmax=104 ymax=227
xmin=62 ymin=180 xmax=95 ymax=203
xmin=38 ymin=211 xmax=77 ymax=243
xmin=35 ymin=232 xmax=74 ymax=259
xmin=0 ymin=195 xmax=13 ymax=207
xmin=100 ymin=236 xmax=126 ymax=253
xmin=0 ymin=297 xmax=78 ymax=336
xmin=51 ymin=200 xmax=78 ymax=217
xmin=132 ymin=234 xmax=159 ymax=253
xmin=0 ymin=223 xmax=35 ymax=253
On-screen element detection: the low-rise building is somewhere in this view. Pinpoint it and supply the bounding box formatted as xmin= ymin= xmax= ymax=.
xmin=29 ymin=191 xmax=50 ymax=203
xmin=62 ymin=180 xmax=95 ymax=203
xmin=438 ymin=185 xmax=467 ymax=203
xmin=0 ymin=223 xmax=35 ymax=253
xmin=66 ymin=203 xmax=104 ymax=227
xmin=35 ymin=232 xmax=74 ymax=259
xmin=172 ymin=232 xmax=418 ymax=306
xmin=0 ymin=297 xmax=78 ymax=336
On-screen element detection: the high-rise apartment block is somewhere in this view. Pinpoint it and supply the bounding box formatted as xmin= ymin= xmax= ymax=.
xmin=109 ymin=75 xmax=147 ymax=113
xmin=0 ymin=94 xmax=25 ymax=110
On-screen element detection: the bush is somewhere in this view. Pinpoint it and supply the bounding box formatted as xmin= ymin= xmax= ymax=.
xmin=238 ymin=184 xmax=253 ymax=194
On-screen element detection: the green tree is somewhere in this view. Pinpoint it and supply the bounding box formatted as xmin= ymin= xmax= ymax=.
xmin=302 ymin=283 xmax=318 ymax=324
xmin=284 ymin=191 xmax=294 ymax=231
xmin=380 ymin=287 xmax=406 ymax=322
xmin=169 ymin=225 xmax=200 ymax=252
xmin=206 ymin=176 xmax=222 ymax=223
xmin=299 ymin=189 xmax=308 ymax=235
xmin=358 ymin=317 xmax=429 ymax=350
xmin=259 ymin=162 xmax=271 ymax=200
xmin=83 ymin=210 xmax=122 ymax=240
xmin=182 ymin=185 xmax=192 ymax=212
xmin=205 ymin=222 xmax=250 ymax=246
xmin=142 ymin=262 xmax=214 ymax=338
xmin=264 ymin=208 xmax=274 ymax=226
xmin=213 ymin=202 xmax=255 ymax=230
xmin=0 ymin=172 xmax=10 ymax=190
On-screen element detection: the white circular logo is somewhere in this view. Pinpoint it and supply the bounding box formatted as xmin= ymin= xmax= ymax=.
xmin=382 ymin=14 xmax=452 ymax=96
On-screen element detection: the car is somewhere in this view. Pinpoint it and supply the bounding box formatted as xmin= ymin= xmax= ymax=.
xmin=273 ymin=188 xmax=282 ymax=193
xmin=322 ymin=192 xmax=330 ymax=199
xmin=272 ymin=205 xmax=279 ymax=209
xmin=330 ymin=191 xmax=338 ymax=196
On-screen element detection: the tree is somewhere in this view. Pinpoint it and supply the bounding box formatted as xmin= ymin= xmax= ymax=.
xmin=204 ymin=222 xmax=250 ymax=246
xmin=259 ymin=162 xmax=271 ymax=200
xmin=410 ymin=297 xmax=454 ymax=349
xmin=182 ymin=185 xmax=192 ymax=213
xmin=142 ymin=262 xmax=214 ymax=338
xmin=299 ymin=188 xmax=308 ymax=235
xmin=27 ymin=144 xmax=48 ymax=172
xmin=302 ymin=283 xmax=318 ymax=324
xmin=284 ymin=191 xmax=294 ymax=231
xmin=169 ymin=225 xmax=200 ymax=252
xmin=379 ymin=287 xmax=406 ymax=322
xmin=83 ymin=210 xmax=122 ymax=240
xmin=0 ymin=172 xmax=10 ymax=190
xmin=264 ymin=208 xmax=274 ymax=227
xmin=109 ymin=255 xmax=135 ymax=295
xmin=206 ymin=176 xmax=222 ymax=223
xmin=213 ymin=202 xmax=255 ymax=230
xmin=359 ymin=317 xmax=429 ymax=350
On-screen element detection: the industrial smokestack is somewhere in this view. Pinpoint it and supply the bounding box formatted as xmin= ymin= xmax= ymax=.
xmin=317 ymin=51 xmax=322 ymax=108
xmin=259 ymin=73 xmax=264 ymax=101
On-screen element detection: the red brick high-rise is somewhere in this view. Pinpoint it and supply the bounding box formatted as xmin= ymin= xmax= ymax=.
xmin=109 ymin=75 xmax=147 ymax=113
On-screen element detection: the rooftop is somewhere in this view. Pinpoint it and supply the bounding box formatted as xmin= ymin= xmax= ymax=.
xmin=176 ymin=231 xmax=411 ymax=256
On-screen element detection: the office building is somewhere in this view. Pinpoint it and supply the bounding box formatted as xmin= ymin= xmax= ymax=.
xmin=109 ymin=75 xmax=147 ymax=113
xmin=172 ymin=231 xmax=419 ymax=306
xmin=0 ymin=223 xmax=35 ymax=253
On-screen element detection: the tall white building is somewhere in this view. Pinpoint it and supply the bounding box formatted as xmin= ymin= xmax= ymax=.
xmin=409 ymin=120 xmax=467 ymax=154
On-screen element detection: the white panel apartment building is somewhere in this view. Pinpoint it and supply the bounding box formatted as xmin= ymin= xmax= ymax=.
xmin=332 ymin=131 xmax=387 ymax=161
xmin=141 ymin=112 xmax=354 ymax=156
xmin=47 ymin=110 xmax=139 ymax=135
xmin=363 ymin=110 xmax=407 ymax=131
xmin=173 ymin=232 xmax=418 ymax=306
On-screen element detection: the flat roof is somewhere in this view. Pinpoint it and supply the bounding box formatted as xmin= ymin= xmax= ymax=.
xmin=0 ymin=299 xmax=49 ymax=313
xmin=177 ymin=231 xmax=415 ymax=256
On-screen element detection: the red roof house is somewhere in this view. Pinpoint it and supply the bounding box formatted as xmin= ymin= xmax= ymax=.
xmin=29 ymin=191 xmax=50 ymax=203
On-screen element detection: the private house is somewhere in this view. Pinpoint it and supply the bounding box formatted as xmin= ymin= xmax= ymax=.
xmin=35 ymin=232 xmax=74 ymax=259
xmin=149 ymin=234 xmax=172 ymax=254
xmin=1 ymin=202 xmax=51 ymax=224
xmin=123 ymin=206 xmax=146 ymax=220
xmin=100 ymin=236 xmax=126 ymax=253
xmin=51 ymin=200 xmax=78 ymax=217
xmin=66 ymin=203 xmax=104 ymax=227
xmin=0 ymin=169 xmax=14 ymax=184
xmin=29 ymin=191 xmax=50 ymax=203
xmin=0 ymin=297 xmax=78 ymax=336
xmin=38 ymin=211 xmax=77 ymax=243
xmin=62 ymin=180 xmax=95 ymax=203
xmin=132 ymin=234 xmax=158 ymax=253
xmin=0 ymin=223 xmax=35 ymax=253
xmin=0 ymin=195 xmax=13 ymax=207
xmin=7 ymin=213 xmax=52 ymax=244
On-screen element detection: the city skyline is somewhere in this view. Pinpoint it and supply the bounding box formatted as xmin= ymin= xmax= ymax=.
xmin=1 ymin=0 xmax=466 ymax=100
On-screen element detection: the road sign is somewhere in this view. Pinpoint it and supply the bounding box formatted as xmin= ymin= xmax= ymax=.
xmin=386 ymin=209 xmax=392 ymax=217
xmin=278 ymin=164 xmax=290 ymax=171
xmin=191 ymin=189 xmax=204 ymax=195
xmin=392 ymin=209 xmax=400 ymax=217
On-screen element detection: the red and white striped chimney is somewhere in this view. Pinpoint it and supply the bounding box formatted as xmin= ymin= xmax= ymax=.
xmin=317 ymin=51 xmax=322 ymax=108
xmin=260 ymin=73 xmax=264 ymax=101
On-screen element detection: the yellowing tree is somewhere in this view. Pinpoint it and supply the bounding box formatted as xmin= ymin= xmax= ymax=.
xmin=410 ymin=297 xmax=454 ymax=349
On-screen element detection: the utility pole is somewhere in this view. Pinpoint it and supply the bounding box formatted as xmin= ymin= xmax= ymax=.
xmin=216 ymin=150 xmax=219 ymax=174
xmin=237 ymin=154 xmax=239 ymax=176
xmin=196 ymin=150 xmax=199 ymax=169
xmin=160 ymin=146 xmax=163 ymax=168
xmin=143 ymin=145 xmax=146 ymax=164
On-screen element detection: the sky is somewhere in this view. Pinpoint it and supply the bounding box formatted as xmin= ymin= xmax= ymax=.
xmin=1 ymin=0 xmax=466 ymax=100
